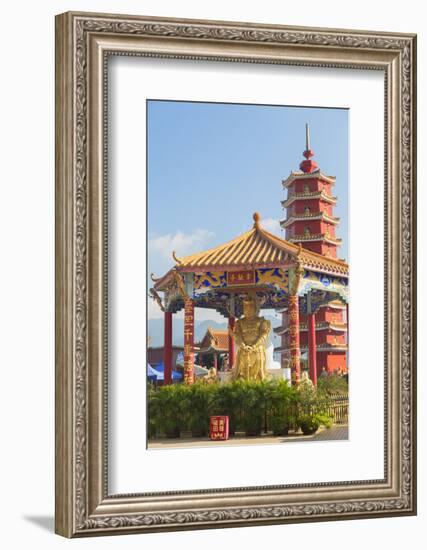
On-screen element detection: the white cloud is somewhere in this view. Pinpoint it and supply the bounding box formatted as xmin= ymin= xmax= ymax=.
xmin=191 ymin=308 xmax=226 ymax=323
xmin=148 ymin=228 xmax=217 ymax=319
xmin=147 ymin=297 xmax=164 ymax=320
xmin=149 ymin=228 xmax=215 ymax=263
xmin=147 ymin=291 xmax=226 ymax=323
xmin=261 ymin=217 xmax=283 ymax=236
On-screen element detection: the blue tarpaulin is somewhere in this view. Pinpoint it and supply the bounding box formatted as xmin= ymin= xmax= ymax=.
xmin=147 ymin=362 xmax=183 ymax=381
xmin=147 ymin=364 xmax=160 ymax=380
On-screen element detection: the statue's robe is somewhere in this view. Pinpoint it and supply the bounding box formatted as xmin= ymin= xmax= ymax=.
xmin=233 ymin=316 xmax=271 ymax=381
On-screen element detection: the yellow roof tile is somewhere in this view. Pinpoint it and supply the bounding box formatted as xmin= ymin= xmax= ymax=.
xmin=173 ymin=213 xmax=297 ymax=269
xmin=154 ymin=214 xmax=348 ymax=287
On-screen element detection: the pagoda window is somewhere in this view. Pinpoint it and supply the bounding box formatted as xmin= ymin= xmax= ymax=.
xmin=304 ymin=184 xmax=310 ymax=193
xmin=304 ymin=226 xmax=311 ymax=236
xmin=304 ymin=206 xmax=311 ymax=215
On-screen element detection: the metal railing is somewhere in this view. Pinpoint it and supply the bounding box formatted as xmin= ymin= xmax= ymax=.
xmin=326 ymin=392 xmax=349 ymax=424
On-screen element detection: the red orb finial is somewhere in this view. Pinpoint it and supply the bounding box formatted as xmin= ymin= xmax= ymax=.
xmin=300 ymin=123 xmax=318 ymax=173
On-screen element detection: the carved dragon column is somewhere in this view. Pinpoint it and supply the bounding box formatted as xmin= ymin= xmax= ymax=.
xmin=307 ymin=311 xmax=317 ymax=385
xmin=288 ymin=259 xmax=304 ymax=385
xmin=183 ymin=298 xmax=195 ymax=385
xmin=163 ymin=311 xmax=173 ymax=385
xmin=288 ymin=295 xmax=301 ymax=385
xmin=228 ymin=316 xmax=235 ymax=369
xmin=307 ymin=292 xmax=317 ymax=385
xmin=170 ymin=269 xmax=195 ymax=385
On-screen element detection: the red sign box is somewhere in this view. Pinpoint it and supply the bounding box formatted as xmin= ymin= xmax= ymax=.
xmin=210 ymin=416 xmax=229 ymax=441
xmin=227 ymin=270 xmax=255 ymax=286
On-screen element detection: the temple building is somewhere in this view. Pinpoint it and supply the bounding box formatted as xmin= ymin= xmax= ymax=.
xmin=196 ymin=328 xmax=232 ymax=371
xmin=150 ymin=209 xmax=348 ymax=386
xmin=275 ymin=124 xmax=348 ymax=376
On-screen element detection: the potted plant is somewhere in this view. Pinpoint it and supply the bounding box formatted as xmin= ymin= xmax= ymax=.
xmin=298 ymin=412 xmax=332 ymax=435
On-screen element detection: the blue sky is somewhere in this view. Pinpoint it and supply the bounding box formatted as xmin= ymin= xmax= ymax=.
xmin=147 ymin=100 xmax=348 ymax=319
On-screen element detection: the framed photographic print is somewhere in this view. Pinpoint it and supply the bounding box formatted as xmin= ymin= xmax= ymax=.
xmin=55 ymin=11 xmax=417 ymax=537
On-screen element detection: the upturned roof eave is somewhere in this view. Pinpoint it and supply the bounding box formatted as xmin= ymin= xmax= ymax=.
xmin=174 ymin=259 xmax=296 ymax=273
xmin=153 ymin=216 xmax=348 ymax=286
xmin=281 ymin=192 xmax=337 ymax=208
xmin=171 ymin=221 xmax=301 ymax=271
xmin=152 ymin=268 xmax=175 ymax=292
xmin=282 ymin=170 xmax=336 ymax=188
xmin=198 ymin=344 xmax=229 ymax=354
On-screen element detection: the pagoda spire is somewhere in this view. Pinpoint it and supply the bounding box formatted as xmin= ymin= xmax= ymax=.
xmin=299 ymin=123 xmax=318 ymax=174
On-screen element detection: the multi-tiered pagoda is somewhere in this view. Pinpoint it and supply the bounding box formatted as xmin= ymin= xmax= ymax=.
xmin=275 ymin=125 xmax=348 ymax=377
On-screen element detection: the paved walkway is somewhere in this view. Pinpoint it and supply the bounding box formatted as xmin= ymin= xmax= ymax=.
xmin=148 ymin=424 xmax=348 ymax=449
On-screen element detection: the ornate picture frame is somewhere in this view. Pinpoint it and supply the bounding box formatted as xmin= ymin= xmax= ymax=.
xmin=55 ymin=11 xmax=416 ymax=537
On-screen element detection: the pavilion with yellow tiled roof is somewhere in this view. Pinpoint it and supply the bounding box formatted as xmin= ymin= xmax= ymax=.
xmin=196 ymin=328 xmax=230 ymax=372
xmin=150 ymin=212 xmax=348 ymax=386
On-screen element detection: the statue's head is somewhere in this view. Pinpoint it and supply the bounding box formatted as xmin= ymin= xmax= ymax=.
xmin=242 ymin=293 xmax=259 ymax=318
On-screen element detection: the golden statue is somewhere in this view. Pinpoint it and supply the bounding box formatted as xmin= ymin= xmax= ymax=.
xmin=232 ymin=293 xmax=271 ymax=381
xmin=203 ymin=367 xmax=218 ymax=384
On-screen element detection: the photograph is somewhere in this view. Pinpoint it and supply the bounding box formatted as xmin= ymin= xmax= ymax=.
xmin=147 ymin=100 xmax=349 ymax=448
xmin=53 ymin=10 xmax=416 ymax=537
xmin=0 ymin=0 xmax=421 ymax=543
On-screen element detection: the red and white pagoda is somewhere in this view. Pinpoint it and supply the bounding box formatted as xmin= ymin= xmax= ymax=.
xmin=275 ymin=125 xmax=348 ymax=377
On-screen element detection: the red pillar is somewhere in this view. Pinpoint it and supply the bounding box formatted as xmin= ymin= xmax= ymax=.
xmin=346 ymin=302 xmax=349 ymax=370
xmin=288 ymin=295 xmax=301 ymax=385
xmin=281 ymin=311 xmax=287 ymax=368
xmin=183 ymin=298 xmax=195 ymax=385
xmin=163 ymin=311 xmax=173 ymax=385
xmin=308 ymin=312 xmax=317 ymax=385
xmin=213 ymin=353 xmax=218 ymax=371
xmin=228 ymin=316 xmax=235 ymax=369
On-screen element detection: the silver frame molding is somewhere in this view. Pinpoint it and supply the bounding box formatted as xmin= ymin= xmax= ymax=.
xmin=55 ymin=11 xmax=417 ymax=537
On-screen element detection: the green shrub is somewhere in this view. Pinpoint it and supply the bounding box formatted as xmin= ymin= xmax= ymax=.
xmin=210 ymin=382 xmax=240 ymax=435
xmin=147 ymin=378 xmax=334 ymax=439
xmin=238 ymin=380 xmax=265 ymax=436
xmin=317 ymin=373 xmax=348 ymax=395
xmin=187 ymin=383 xmax=213 ymax=436
xmin=147 ymin=383 xmax=192 ymax=438
xmin=268 ymin=379 xmax=294 ymax=434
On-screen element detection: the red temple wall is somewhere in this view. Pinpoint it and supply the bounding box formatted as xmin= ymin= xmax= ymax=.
xmin=290 ymin=219 xmax=323 ymax=234
xmin=291 ymin=199 xmax=325 ymax=214
xmin=291 ymin=201 xmax=335 ymax=216
xmin=284 ymin=329 xmax=346 ymax=348
xmin=289 ymin=178 xmax=333 ymax=194
xmin=326 ymin=333 xmax=346 ymax=345
xmin=318 ymin=309 xmax=344 ymax=323
xmin=294 ymin=241 xmax=337 ymax=257
xmin=300 ymin=309 xmax=344 ymax=324
xmin=287 ymin=219 xmax=337 ymax=236
xmin=317 ymin=351 xmax=347 ymax=375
